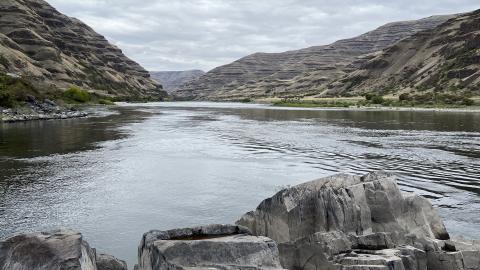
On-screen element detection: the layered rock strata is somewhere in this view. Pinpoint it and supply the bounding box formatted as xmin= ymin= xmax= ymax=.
xmin=0 ymin=0 xmax=164 ymax=98
xmin=236 ymin=171 xmax=480 ymax=270
xmin=173 ymin=16 xmax=453 ymax=100
xmin=326 ymin=9 xmax=480 ymax=97
xmin=150 ymin=70 xmax=205 ymax=93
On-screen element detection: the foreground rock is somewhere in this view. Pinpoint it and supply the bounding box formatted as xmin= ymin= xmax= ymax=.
xmin=236 ymin=171 xmax=480 ymax=270
xmin=0 ymin=229 xmax=126 ymax=270
xmin=137 ymin=224 xmax=285 ymax=270
xmin=0 ymin=229 xmax=96 ymax=270
xmin=97 ymin=254 xmax=127 ymax=270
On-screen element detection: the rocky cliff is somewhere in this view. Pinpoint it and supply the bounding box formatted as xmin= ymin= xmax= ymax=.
xmin=150 ymin=70 xmax=205 ymax=93
xmin=0 ymin=0 xmax=164 ymax=98
xmin=173 ymin=15 xmax=454 ymax=100
xmin=326 ymin=9 xmax=480 ymax=97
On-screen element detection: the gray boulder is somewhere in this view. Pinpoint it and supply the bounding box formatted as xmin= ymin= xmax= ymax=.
xmin=278 ymin=231 xmax=427 ymax=270
xmin=0 ymin=229 xmax=97 ymax=270
xmin=427 ymin=251 xmax=480 ymax=270
xmin=236 ymin=171 xmax=479 ymax=270
xmin=97 ymin=254 xmax=127 ymax=270
xmin=237 ymin=171 xmax=448 ymax=244
xmin=137 ymin=224 xmax=286 ymax=270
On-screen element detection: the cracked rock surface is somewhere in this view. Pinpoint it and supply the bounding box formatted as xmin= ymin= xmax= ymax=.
xmin=137 ymin=224 xmax=286 ymax=270
xmin=237 ymin=171 xmax=480 ymax=270
xmin=0 ymin=229 xmax=127 ymax=270
xmin=0 ymin=229 xmax=97 ymax=270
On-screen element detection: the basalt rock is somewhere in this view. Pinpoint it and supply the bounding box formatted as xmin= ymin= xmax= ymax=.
xmin=0 ymin=229 xmax=97 ymax=270
xmin=236 ymin=171 xmax=480 ymax=270
xmin=137 ymin=224 xmax=286 ymax=270
xmin=96 ymin=254 xmax=127 ymax=270
xmin=0 ymin=229 xmax=128 ymax=270
xmin=236 ymin=171 xmax=449 ymax=244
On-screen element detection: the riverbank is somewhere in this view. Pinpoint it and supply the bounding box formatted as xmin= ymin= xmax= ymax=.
xmin=271 ymin=103 xmax=480 ymax=112
xmin=260 ymin=96 xmax=480 ymax=112
xmin=0 ymin=101 xmax=88 ymax=122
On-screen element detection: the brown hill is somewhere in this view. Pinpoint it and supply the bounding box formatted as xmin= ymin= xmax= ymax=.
xmin=173 ymin=15 xmax=454 ymax=100
xmin=326 ymin=9 xmax=480 ymax=98
xmin=0 ymin=0 xmax=164 ymax=99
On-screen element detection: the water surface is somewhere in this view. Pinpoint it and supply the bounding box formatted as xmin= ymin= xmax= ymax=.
xmin=1 ymin=102 xmax=480 ymax=267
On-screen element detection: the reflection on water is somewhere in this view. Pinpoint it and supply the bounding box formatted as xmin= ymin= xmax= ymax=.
xmin=1 ymin=102 xmax=480 ymax=267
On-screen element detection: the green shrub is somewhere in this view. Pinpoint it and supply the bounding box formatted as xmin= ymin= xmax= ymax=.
xmin=398 ymin=93 xmax=411 ymax=102
xmin=98 ymin=98 xmax=114 ymax=105
xmin=404 ymin=92 xmax=476 ymax=106
xmin=462 ymin=98 xmax=475 ymax=106
xmin=364 ymin=93 xmax=374 ymax=101
xmin=240 ymin=98 xmax=252 ymax=103
xmin=63 ymin=86 xmax=91 ymax=103
xmin=381 ymin=99 xmax=394 ymax=106
xmin=0 ymin=92 xmax=14 ymax=107
xmin=0 ymin=55 xmax=8 ymax=68
xmin=0 ymin=73 xmax=40 ymax=107
xmin=370 ymin=95 xmax=385 ymax=104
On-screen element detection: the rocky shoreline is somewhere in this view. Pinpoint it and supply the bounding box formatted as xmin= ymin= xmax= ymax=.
xmin=0 ymin=99 xmax=88 ymax=122
xmin=1 ymin=171 xmax=479 ymax=270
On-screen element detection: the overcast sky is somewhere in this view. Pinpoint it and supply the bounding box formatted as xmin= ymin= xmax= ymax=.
xmin=48 ymin=0 xmax=479 ymax=72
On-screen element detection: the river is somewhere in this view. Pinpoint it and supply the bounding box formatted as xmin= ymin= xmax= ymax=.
xmin=1 ymin=102 xmax=480 ymax=267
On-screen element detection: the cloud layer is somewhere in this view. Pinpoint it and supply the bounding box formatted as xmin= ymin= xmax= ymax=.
xmin=48 ymin=0 xmax=479 ymax=71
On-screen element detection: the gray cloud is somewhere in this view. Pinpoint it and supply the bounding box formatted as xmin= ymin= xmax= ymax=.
xmin=48 ymin=0 xmax=480 ymax=71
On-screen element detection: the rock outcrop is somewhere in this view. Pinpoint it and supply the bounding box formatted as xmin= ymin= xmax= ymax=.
xmin=0 ymin=229 xmax=97 ymax=270
xmin=0 ymin=0 xmax=164 ymax=98
xmin=97 ymin=254 xmax=127 ymax=270
xmin=137 ymin=224 xmax=286 ymax=270
xmin=173 ymin=15 xmax=453 ymax=100
xmin=327 ymin=9 xmax=480 ymax=97
xmin=236 ymin=171 xmax=480 ymax=270
xmin=150 ymin=70 xmax=205 ymax=93
xmin=0 ymin=229 xmax=127 ymax=270
xmin=3 ymin=173 xmax=480 ymax=270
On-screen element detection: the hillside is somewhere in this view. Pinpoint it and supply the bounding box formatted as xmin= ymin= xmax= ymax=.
xmin=173 ymin=15 xmax=454 ymax=100
xmin=150 ymin=70 xmax=205 ymax=93
xmin=325 ymin=9 xmax=480 ymax=98
xmin=0 ymin=0 xmax=164 ymax=100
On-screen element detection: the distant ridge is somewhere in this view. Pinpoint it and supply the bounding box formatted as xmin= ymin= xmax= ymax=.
xmin=173 ymin=15 xmax=455 ymax=100
xmin=150 ymin=70 xmax=205 ymax=93
xmin=325 ymin=9 xmax=480 ymax=97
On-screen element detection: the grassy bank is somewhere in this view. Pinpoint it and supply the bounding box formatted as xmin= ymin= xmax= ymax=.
xmin=268 ymin=94 xmax=479 ymax=109
xmin=0 ymin=74 xmax=117 ymax=109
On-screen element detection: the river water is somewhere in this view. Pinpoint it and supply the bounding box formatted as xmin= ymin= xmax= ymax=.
xmin=1 ymin=102 xmax=480 ymax=266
